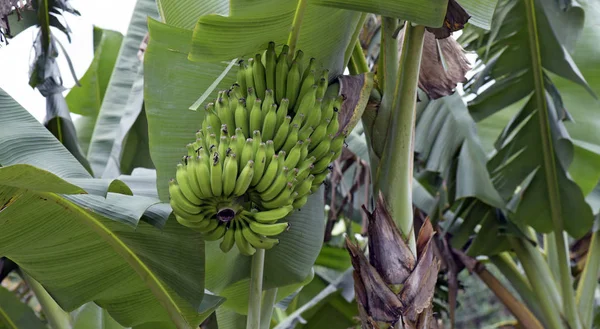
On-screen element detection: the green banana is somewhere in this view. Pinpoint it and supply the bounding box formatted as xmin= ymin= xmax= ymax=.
xmin=217 ymin=135 xmax=229 ymax=159
xmin=222 ymin=153 xmax=238 ymax=196
xmin=330 ymin=135 xmax=344 ymax=154
xmin=298 ymin=125 xmax=314 ymax=142
xmin=234 ymin=160 xmax=254 ymax=196
xmin=196 ymin=217 xmax=219 ymax=233
xmin=310 ymin=120 xmax=328 ymax=145
xmin=202 ymin=223 xmax=226 ymax=241
xmin=235 ymin=221 xmax=256 ymax=256
xmin=281 ymin=124 xmax=299 ymax=152
xmin=327 ymin=112 xmax=339 ymax=136
xmin=205 ymin=103 xmax=222 ymax=137
xmin=320 ymin=96 xmax=336 ymax=122
xmin=295 ymin=175 xmax=315 ymax=197
xmin=283 ymin=141 xmax=303 ymax=169
xmin=292 ymin=195 xmax=308 ymax=208
xmin=194 ymin=154 xmax=213 ymax=198
xmin=309 ymin=136 xmax=332 ymax=160
xmin=264 ymin=140 xmax=275 ymax=167
xmin=252 ymin=131 xmax=262 ymax=153
xmin=261 ymin=103 xmax=278 ymax=141
xmin=241 ymin=220 xmax=279 ymax=249
xmin=316 ymin=77 xmax=328 ymax=100
xmin=273 ymin=116 xmax=291 ymax=151
xmin=248 ymin=205 xmax=294 ymax=224
xmin=176 ymin=163 xmax=202 ymax=204
xmin=235 ymin=98 xmax=249 ymax=136
xmin=312 ymin=151 xmax=334 ymax=173
xmin=302 ymin=57 xmax=316 ymax=82
xmin=297 ymin=70 xmax=315 ymax=103
xmin=249 ymin=98 xmax=263 ymax=133
xmin=261 ymin=90 xmax=274 ymax=122
xmin=260 ymin=167 xmax=289 ymax=201
xmin=286 ymin=60 xmax=301 ymax=109
xmin=169 ymin=180 xmax=200 ymax=214
xmin=230 ymin=83 xmax=244 ymax=102
xmin=300 ymin=138 xmax=310 ymax=161
xmin=265 ymin=41 xmax=276 ymax=92
xmin=246 ymin=87 xmax=256 ymax=110
xmin=217 ymin=95 xmax=236 ymax=135
xmin=261 ymin=183 xmax=295 ymax=208
xmin=234 ymin=128 xmax=246 ymax=154
xmin=292 ymin=85 xmax=317 ymax=126
xmin=237 ymin=60 xmax=247 ymax=97
xmin=312 ymin=170 xmax=329 ymax=188
xmin=251 ymin=143 xmax=267 ymax=186
xmin=255 ymin=153 xmax=279 ymax=191
xmin=186 ymin=158 xmax=208 ymax=199
xmin=210 ymin=152 xmax=223 ymax=196
xmin=275 ymin=98 xmax=289 ymax=127
xmin=220 ymin=225 xmax=236 ymax=253
xmin=240 ymin=138 xmax=254 ymax=170
xmin=296 ymin=157 xmax=315 ymax=182
xmin=305 ymin=98 xmax=322 ymax=129
xmin=249 ymin=221 xmax=289 ymax=237
xmin=294 ymin=50 xmax=304 ymax=77
xmin=245 ymin=58 xmax=255 ymax=93
xmin=253 ymin=53 xmax=266 ymax=99
xmin=275 ymin=45 xmax=289 ymax=104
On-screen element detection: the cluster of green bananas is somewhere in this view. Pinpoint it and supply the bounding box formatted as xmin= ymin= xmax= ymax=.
xmin=169 ymin=42 xmax=346 ymax=256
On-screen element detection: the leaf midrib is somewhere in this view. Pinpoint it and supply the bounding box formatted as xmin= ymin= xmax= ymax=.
xmin=43 ymin=192 xmax=193 ymax=329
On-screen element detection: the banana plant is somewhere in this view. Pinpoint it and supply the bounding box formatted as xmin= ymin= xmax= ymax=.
xmin=2 ymin=0 xmax=600 ymax=328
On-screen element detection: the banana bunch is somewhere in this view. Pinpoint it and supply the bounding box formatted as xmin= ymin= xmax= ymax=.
xmin=169 ymin=42 xmax=346 ymax=256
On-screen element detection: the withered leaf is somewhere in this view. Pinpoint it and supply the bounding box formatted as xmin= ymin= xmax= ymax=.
xmin=336 ymin=73 xmax=375 ymax=137
xmin=346 ymin=237 xmax=403 ymax=327
xmin=366 ymin=192 xmax=415 ymax=286
xmin=426 ymin=0 xmax=471 ymax=39
xmin=399 ymin=230 xmax=440 ymax=322
xmin=398 ymin=29 xmax=470 ymax=99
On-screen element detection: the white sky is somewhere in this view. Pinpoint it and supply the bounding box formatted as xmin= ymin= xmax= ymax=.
xmin=0 ymin=0 xmax=137 ymax=122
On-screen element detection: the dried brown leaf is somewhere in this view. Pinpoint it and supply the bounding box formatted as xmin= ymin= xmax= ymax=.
xmin=398 ymin=28 xmax=470 ymax=99
xmin=337 ymin=73 xmax=375 ymax=137
xmin=399 ymin=231 xmax=440 ymax=322
xmin=346 ymin=237 xmax=404 ymax=327
xmin=426 ymin=0 xmax=471 ymax=39
xmin=365 ymin=192 xmax=415 ymax=286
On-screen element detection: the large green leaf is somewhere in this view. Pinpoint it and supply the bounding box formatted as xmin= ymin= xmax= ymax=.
xmin=157 ymin=0 xmax=228 ymax=29
xmin=310 ymin=0 xmax=447 ymax=27
xmin=459 ymin=0 xmax=594 ymax=238
xmin=145 ymin=19 xmax=236 ymax=201
xmin=188 ymin=1 xmax=362 ymax=79
xmin=0 ymin=88 xmax=129 ymax=197
xmin=0 ymin=88 xmax=215 ymax=328
xmin=67 ymin=27 xmax=123 ymax=155
xmin=0 ymin=191 xmax=209 ymax=328
xmin=66 ymin=27 xmax=124 ymax=117
xmin=414 ymin=92 xmax=504 ymax=209
xmin=0 ymin=286 xmax=47 ymax=329
xmin=71 ymin=303 xmax=129 ymax=329
xmin=87 ymin=0 xmax=159 ymax=177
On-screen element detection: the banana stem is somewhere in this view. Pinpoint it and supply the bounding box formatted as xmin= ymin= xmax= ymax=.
xmin=349 ymin=41 xmax=369 ymax=75
xmin=247 ymin=248 xmax=266 ymax=329
xmin=376 ymin=23 xmax=425 ymax=255
xmin=576 ymin=230 xmax=600 ymax=328
xmin=21 ymin=271 xmax=71 ymax=329
xmin=259 ymin=288 xmax=278 ymax=329
xmin=287 ymin=0 xmax=309 ymax=58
